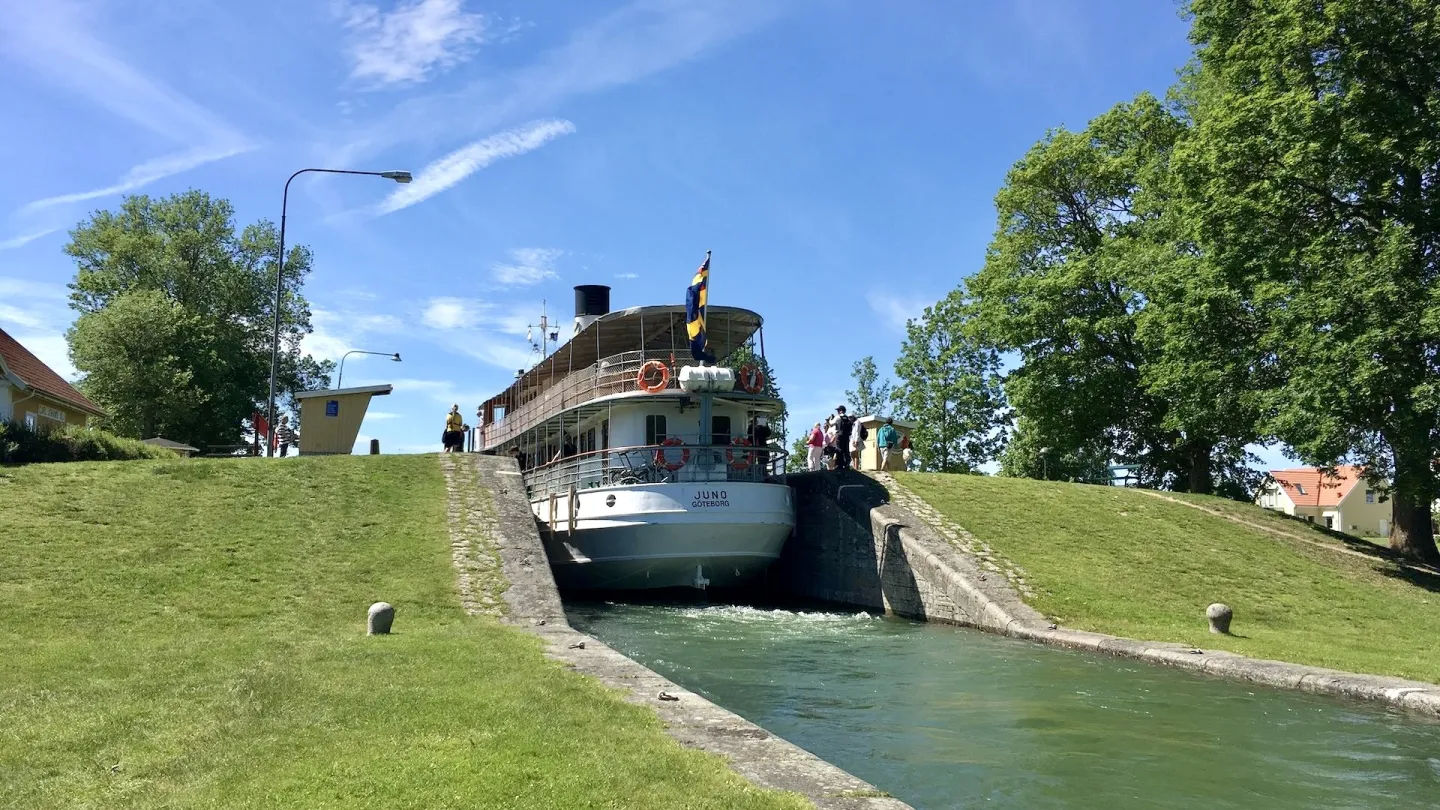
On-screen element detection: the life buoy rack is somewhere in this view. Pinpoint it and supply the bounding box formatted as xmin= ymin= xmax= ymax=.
xmin=637 ymin=360 xmax=671 ymax=393
xmin=727 ymin=437 xmax=754 ymax=469
xmin=737 ymin=363 xmax=765 ymax=394
xmin=655 ymin=437 xmax=689 ymax=471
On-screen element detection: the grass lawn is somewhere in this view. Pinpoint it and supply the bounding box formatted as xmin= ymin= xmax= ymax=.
xmin=0 ymin=456 xmax=807 ymax=810
xmin=894 ymin=473 xmax=1440 ymax=684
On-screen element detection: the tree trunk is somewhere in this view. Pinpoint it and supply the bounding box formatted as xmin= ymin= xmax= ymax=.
xmin=1186 ymin=440 xmax=1214 ymax=496
xmin=1390 ymin=496 xmax=1439 ymax=565
xmin=1388 ymin=442 xmax=1439 ymax=564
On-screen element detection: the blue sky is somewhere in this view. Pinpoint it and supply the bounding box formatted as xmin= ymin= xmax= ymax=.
xmin=0 ymin=0 xmax=1288 ymax=465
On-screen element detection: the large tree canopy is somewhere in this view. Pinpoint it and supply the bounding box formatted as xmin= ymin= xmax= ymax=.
xmin=967 ymin=93 xmax=1263 ymax=495
xmin=1181 ymin=0 xmax=1440 ymax=562
xmin=64 ymin=190 xmax=331 ymax=448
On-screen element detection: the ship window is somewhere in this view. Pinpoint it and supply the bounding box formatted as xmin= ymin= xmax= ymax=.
xmin=712 ymin=416 xmax=731 ymax=446
xmin=586 ymin=428 xmax=596 ymax=453
xmin=645 ymin=415 xmax=667 ymax=445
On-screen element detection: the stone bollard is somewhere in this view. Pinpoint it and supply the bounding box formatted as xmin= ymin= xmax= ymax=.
xmin=368 ymin=602 xmax=395 ymax=635
xmin=1206 ymin=603 xmax=1233 ymax=635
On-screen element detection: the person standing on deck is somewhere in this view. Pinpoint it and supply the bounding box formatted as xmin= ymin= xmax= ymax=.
xmin=806 ymin=422 xmax=825 ymax=471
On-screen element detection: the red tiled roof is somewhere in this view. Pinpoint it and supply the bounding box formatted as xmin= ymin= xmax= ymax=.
xmin=1267 ymin=465 xmax=1365 ymax=508
xmin=0 ymin=327 xmax=105 ymax=416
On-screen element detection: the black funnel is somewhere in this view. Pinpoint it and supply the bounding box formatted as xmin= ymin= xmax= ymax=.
xmin=574 ymin=285 xmax=611 ymax=318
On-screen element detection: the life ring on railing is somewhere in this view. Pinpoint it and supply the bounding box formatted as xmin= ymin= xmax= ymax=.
xmin=737 ymin=363 xmax=765 ymax=394
xmin=655 ymin=437 xmax=689 ymax=471
xmin=727 ymin=437 xmax=754 ymax=469
xmin=637 ymin=360 xmax=671 ymax=393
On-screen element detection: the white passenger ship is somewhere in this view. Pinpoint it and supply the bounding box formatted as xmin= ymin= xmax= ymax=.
xmin=476 ymin=285 xmax=794 ymax=590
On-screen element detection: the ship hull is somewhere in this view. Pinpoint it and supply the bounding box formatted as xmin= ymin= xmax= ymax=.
xmin=533 ymin=481 xmax=794 ymax=590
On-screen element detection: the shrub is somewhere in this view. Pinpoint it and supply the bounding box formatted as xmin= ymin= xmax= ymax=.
xmin=0 ymin=420 xmax=176 ymax=464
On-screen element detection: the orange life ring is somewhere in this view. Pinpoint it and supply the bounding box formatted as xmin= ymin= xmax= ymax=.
xmin=727 ymin=437 xmax=753 ymax=469
xmin=637 ymin=360 xmax=671 ymax=393
xmin=737 ymin=363 xmax=765 ymax=394
xmin=655 ymin=437 xmax=689 ymax=471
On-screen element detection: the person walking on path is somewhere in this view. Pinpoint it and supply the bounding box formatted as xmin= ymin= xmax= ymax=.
xmin=275 ymin=415 xmax=298 ymax=457
xmin=806 ymin=422 xmax=825 ymax=471
xmin=833 ymin=406 xmax=855 ymax=470
xmin=877 ymin=418 xmax=900 ymax=470
xmin=442 ymin=405 xmax=465 ymax=453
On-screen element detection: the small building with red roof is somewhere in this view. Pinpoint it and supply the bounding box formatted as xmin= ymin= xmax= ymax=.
xmin=0 ymin=327 xmax=106 ymax=429
xmin=1254 ymin=464 xmax=1391 ymax=537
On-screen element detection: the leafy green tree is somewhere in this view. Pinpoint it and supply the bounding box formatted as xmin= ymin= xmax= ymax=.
xmin=891 ymin=289 xmax=1006 ymax=472
xmin=845 ymin=356 xmax=894 ymax=417
xmin=999 ymin=415 xmax=1112 ymax=483
xmin=1181 ymin=0 xmax=1440 ymax=561
xmin=64 ymin=190 xmax=331 ymax=447
xmin=785 ymin=434 xmax=810 ymax=473
xmin=68 ymin=290 xmax=206 ymax=440
xmin=969 ymin=92 xmax=1263 ymax=495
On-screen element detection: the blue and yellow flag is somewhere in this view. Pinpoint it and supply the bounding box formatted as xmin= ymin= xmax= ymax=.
xmin=685 ymin=251 xmax=716 ymax=364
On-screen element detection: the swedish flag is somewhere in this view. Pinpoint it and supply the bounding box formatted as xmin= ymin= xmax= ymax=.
xmin=685 ymin=250 xmax=716 ymax=364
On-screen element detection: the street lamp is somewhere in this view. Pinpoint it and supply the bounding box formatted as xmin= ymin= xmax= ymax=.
xmin=266 ymin=168 xmax=412 ymax=456
xmin=336 ymin=350 xmax=402 ymax=389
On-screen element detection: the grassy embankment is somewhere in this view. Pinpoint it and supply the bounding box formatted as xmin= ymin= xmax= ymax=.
xmin=895 ymin=473 xmax=1440 ymax=684
xmin=0 ymin=456 xmax=807 ymax=810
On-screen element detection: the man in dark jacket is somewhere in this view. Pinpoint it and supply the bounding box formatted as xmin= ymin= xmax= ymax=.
xmin=833 ymin=406 xmax=854 ymax=470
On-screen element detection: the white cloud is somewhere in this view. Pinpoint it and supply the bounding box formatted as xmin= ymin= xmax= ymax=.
xmin=365 ymin=411 xmax=402 ymax=420
xmin=19 ymin=145 xmax=255 ymax=215
xmin=0 ymin=304 xmax=49 ymax=330
xmin=0 ymin=2 xmax=254 ymax=221
xmin=421 ymin=297 xmax=484 ymax=329
xmin=867 ymin=292 xmax=932 ymax=334
xmin=384 ymin=377 xmax=492 ymax=408
xmin=0 ymin=228 xmax=61 ymax=251
xmin=12 ymin=333 xmax=78 ymax=381
xmin=303 ymin=308 xmax=406 ymax=364
xmin=338 ymin=0 xmax=487 ymax=87
xmin=327 ymin=0 xmax=787 ymax=166
xmin=614 ymin=272 xmax=639 ymax=280
xmin=0 ymin=277 xmax=68 ymax=301
xmin=458 ymin=340 xmax=538 ymax=371
xmin=492 ymin=248 xmax=561 ymax=287
xmin=377 ymin=119 xmax=575 ymax=214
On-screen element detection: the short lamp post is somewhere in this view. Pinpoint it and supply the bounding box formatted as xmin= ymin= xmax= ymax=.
xmin=1039 ymin=447 xmax=1051 ymax=481
xmin=266 ymin=167 xmax=411 ymax=456
xmin=337 ymin=350 xmax=402 ymax=389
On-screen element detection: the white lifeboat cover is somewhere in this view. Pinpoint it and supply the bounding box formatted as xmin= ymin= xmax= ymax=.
xmin=678 ymin=365 xmax=736 ymax=393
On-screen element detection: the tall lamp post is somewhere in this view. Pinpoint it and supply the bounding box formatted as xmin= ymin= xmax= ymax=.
xmin=336 ymin=350 xmax=402 ymax=389
xmin=266 ymin=168 xmax=411 ymax=456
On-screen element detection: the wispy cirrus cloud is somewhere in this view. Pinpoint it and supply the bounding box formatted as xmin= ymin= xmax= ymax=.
xmin=421 ymin=297 xmax=484 ymax=330
xmin=377 ymin=119 xmax=575 ymax=214
xmin=614 ymin=272 xmax=639 ymax=280
xmin=327 ymin=0 xmax=788 ymax=166
xmin=492 ymin=248 xmax=561 ymax=287
xmin=0 ymin=1 xmax=254 ymax=223
xmin=0 ymin=228 xmax=61 ymax=251
xmin=337 ymin=0 xmax=488 ymax=88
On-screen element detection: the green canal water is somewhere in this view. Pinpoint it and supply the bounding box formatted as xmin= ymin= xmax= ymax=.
xmin=567 ymin=600 xmax=1440 ymax=809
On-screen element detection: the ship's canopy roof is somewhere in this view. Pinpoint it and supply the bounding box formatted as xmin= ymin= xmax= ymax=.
xmin=481 ymin=305 xmax=763 ymax=412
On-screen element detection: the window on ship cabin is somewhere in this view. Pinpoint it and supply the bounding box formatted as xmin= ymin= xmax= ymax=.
xmin=712 ymin=416 xmax=731 ymax=446
xmin=645 ymin=415 xmax=667 ymax=445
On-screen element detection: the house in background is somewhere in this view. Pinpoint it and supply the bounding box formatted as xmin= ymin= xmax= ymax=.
xmin=1254 ymin=465 xmax=1391 ymax=537
xmin=0 ymin=327 xmax=106 ymax=428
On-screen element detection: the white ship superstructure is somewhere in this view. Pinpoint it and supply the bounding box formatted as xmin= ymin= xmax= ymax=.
xmin=476 ymin=286 xmax=793 ymax=590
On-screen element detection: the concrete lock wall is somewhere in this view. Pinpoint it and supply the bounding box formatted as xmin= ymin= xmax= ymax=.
xmin=764 ymin=471 xmax=1042 ymax=630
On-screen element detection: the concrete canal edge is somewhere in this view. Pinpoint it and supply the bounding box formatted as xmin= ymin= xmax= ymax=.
xmin=447 ymin=454 xmax=912 ymax=810
xmin=770 ymin=470 xmax=1440 ymax=719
